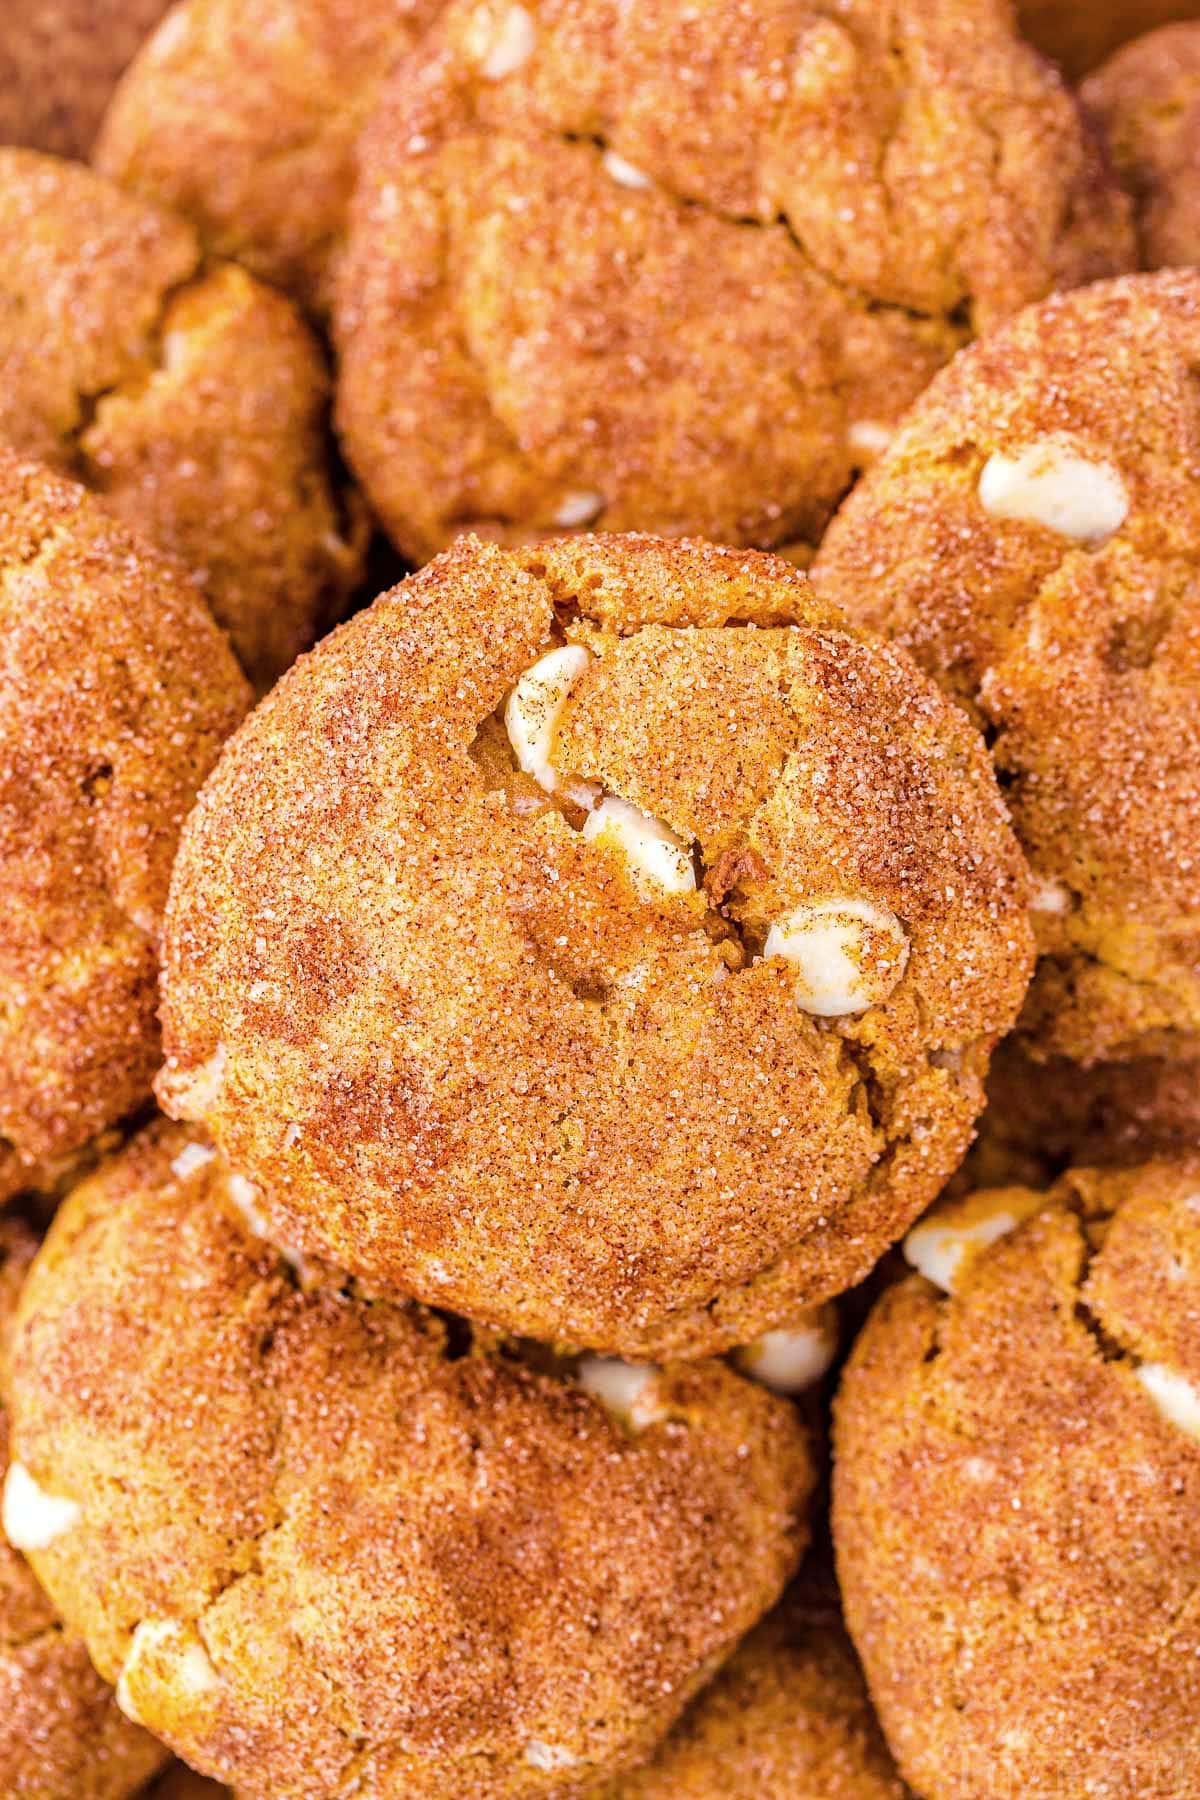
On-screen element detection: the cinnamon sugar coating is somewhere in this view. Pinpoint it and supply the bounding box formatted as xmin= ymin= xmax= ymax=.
xmin=0 ymin=149 xmax=365 ymax=689
xmin=157 ymin=533 xmax=1033 ymax=1357
xmin=814 ymin=271 xmax=1200 ymax=1064
xmin=6 ymin=1122 xmax=815 ymax=1799
xmin=1084 ymin=24 xmax=1200 ymax=272
xmin=0 ymin=0 xmax=171 ymax=159
xmin=97 ymin=0 xmax=444 ymax=315
xmin=834 ymin=1158 xmax=1200 ymax=1800
xmin=0 ymin=1217 xmax=168 ymax=1800
xmin=334 ymin=0 xmax=1132 ymax=565
xmin=0 ymin=451 xmax=250 ymax=1206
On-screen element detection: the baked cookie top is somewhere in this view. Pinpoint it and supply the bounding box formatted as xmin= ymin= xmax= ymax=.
xmin=814 ymin=271 xmax=1200 ymax=1064
xmin=1084 ymin=23 xmax=1200 ymax=272
xmin=0 ymin=451 xmax=250 ymax=1205
xmin=0 ymin=148 xmax=364 ymax=689
xmin=97 ymin=0 xmax=444 ymax=314
xmin=834 ymin=1157 xmax=1200 ymax=1800
xmin=4 ymin=1122 xmax=815 ymax=1799
xmin=335 ymin=0 xmax=1132 ymax=563
xmin=0 ymin=0 xmax=171 ymax=159
xmin=157 ymin=533 xmax=1033 ymax=1357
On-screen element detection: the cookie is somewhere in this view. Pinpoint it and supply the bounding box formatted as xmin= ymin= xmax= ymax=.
xmin=97 ymin=0 xmax=444 ymax=315
xmin=0 ymin=451 xmax=250 ymax=1207
xmin=0 ymin=1217 xmax=168 ymax=1800
xmin=334 ymin=0 xmax=1133 ymax=565
xmin=834 ymin=1159 xmax=1200 ymax=1800
xmin=0 ymin=149 xmax=365 ymax=689
xmin=0 ymin=1 xmax=171 ymax=159
xmin=814 ymin=271 xmax=1200 ymax=1064
xmin=156 ymin=533 xmax=1033 ymax=1357
xmin=3 ymin=1122 xmax=816 ymax=1799
xmin=1084 ymin=23 xmax=1200 ymax=271
xmin=1018 ymin=0 xmax=1200 ymax=81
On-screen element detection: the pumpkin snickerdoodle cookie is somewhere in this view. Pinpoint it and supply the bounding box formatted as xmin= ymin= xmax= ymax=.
xmin=0 ymin=451 xmax=249 ymax=1207
xmin=0 ymin=149 xmax=364 ymax=689
xmin=156 ymin=533 xmax=1033 ymax=1358
xmin=835 ymin=1158 xmax=1200 ymax=1800
xmin=334 ymin=0 xmax=1133 ymax=565
xmin=3 ymin=1121 xmax=815 ymax=1798
xmin=1084 ymin=23 xmax=1200 ymax=272
xmin=815 ymin=272 xmax=1200 ymax=1065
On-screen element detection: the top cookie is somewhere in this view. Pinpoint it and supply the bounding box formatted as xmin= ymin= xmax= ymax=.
xmin=157 ymin=533 xmax=1033 ymax=1357
xmin=0 ymin=0 xmax=171 ymax=159
xmin=1084 ymin=23 xmax=1200 ymax=272
xmin=814 ymin=271 xmax=1200 ymax=1064
xmin=335 ymin=0 xmax=1133 ymax=564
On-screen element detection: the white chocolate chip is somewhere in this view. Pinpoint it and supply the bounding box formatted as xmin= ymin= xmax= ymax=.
xmin=116 ymin=1621 xmax=218 ymax=1726
xmin=978 ymin=440 xmax=1128 ymax=545
xmin=734 ymin=1306 xmax=839 ymax=1395
xmin=1031 ymin=878 xmax=1072 ymax=916
xmin=577 ymin=1357 xmax=668 ymax=1431
xmin=552 ymin=490 xmax=606 ymax=528
xmin=162 ymin=1044 xmax=227 ymax=1121
xmin=847 ymin=419 xmax=893 ymax=461
xmin=1136 ymin=1363 xmax=1200 ymax=1443
xmin=904 ymin=1188 xmax=1047 ymax=1294
xmin=525 ymin=1740 xmax=582 ymax=1771
xmin=170 ymin=1141 xmax=216 ymax=1182
xmin=582 ymin=796 xmax=695 ymax=898
xmin=601 ymin=149 xmax=652 ymax=191
xmin=505 ymin=645 xmax=593 ymax=795
xmin=226 ymin=1171 xmax=271 ymax=1239
xmin=765 ymin=897 xmax=908 ymax=1017
xmin=470 ymin=3 xmax=536 ymax=78
xmin=2 ymin=1462 xmax=81 ymax=1552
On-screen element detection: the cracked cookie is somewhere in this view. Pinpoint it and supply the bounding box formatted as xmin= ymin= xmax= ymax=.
xmin=97 ymin=0 xmax=445 ymax=315
xmin=0 ymin=1216 xmax=169 ymax=1800
xmin=333 ymin=0 xmax=1133 ymax=565
xmin=814 ymin=271 xmax=1200 ymax=1064
xmin=155 ymin=533 xmax=1034 ymax=1358
xmin=0 ymin=148 xmax=365 ymax=690
xmin=834 ymin=1157 xmax=1200 ymax=1800
xmin=1017 ymin=0 xmax=1200 ymax=81
xmin=0 ymin=0 xmax=171 ymax=159
xmin=3 ymin=1120 xmax=816 ymax=1799
xmin=0 ymin=451 xmax=250 ymax=1207
xmin=1084 ymin=23 xmax=1200 ymax=273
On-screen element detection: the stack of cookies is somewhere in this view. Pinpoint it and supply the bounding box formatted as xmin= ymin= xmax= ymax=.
xmin=0 ymin=3 xmax=1198 ymax=1796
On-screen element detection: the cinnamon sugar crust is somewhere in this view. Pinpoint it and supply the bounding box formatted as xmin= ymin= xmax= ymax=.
xmin=156 ymin=533 xmax=1033 ymax=1357
xmin=834 ymin=1157 xmax=1200 ymax=1800
xmin=814 ymin=271 xmax=1200 ymax=1064
xmin=334 ymin=0 xmax=1133 ymax=565
xmin=7 ymin=1121 xmax=816 ymax=1798
xmin=0 ymin=451 xmax=250 ymax=1206
xmin=0 ymin=0 xmax=171 ymax=159
xmin=1084 ymin=23 xmax=1200 ymax=273
xmin=0 ymin=149 xmax=365 ymax=689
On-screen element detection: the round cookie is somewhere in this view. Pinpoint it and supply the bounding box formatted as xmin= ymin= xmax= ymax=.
xmin=0 ymin=1 xmax=171 ymax=160
xmin=1084 ymin=23 xmax=1200 ymax=271
xmin=0 ymin=1217 xmax=168 ymax=1799
xmin=0 ymin=450 xmax=250 ymax=1207
xmin=834 ymin=1159 xmax=1200 ymax=1800
xmin=0 ymin=149 xmax=364 ymax=690
xmin=156 ymin=532 xmax=1034 ymax=1357
xmin=335 ymin=0 xmax=1133 ymax=565
xmin=814 ymin=271 xmax=1200 ymax=1064
xmin=3 ymin=1123 xmax=816 ymax=1799
xmin=1017 ymin=0 xmax=1200 ymax=81
xmin=97 ymin=0 xmax=444 ymax=315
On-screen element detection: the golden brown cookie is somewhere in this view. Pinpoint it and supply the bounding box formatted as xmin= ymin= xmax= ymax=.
xmin=814 ymin=271 xmax=1200 ymax=1065
xmin=0 ymin=1216 xmax=168 ymax=1800
xmin=0 ymin=0 xmax=172 ymax=159
xmin=3 ymin=1121 xmax=816 ymax=1799
xmin=334 ymin=0 xmax=1133 ymax=566
xmin=834 ymin=1159 xmax=1200 ymax=1800
xmin=1018 ymin=0 xmax=1200 ymax=80
xmin=97 ymin=0 xmax=444 ymax=315
xmin=0 ymin=149 xmax=364 ymax=690
xmin=1084 ymin=23 xmax=1200 ymax=270
xmin=0 ymin=451 xmax=250 ymax=1207
xmin=156 ymin=533 xmax=1034 ymax=1358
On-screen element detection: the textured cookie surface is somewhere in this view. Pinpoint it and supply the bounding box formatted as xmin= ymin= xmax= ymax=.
xmin=0 ymin=0 xmax=171 ymax=158
xmin=335 ymin=0 xmax=1132 ymax=563
xmin=834 ymin=1158 xmax=1200 ymax=1800
xmin=0 ymin=1217 xmax=168 ymax=1800
xmin=815 ymin=271 xmax=1200 ymax=1063
xmin=0 ymin=451 xmax=250 ymax=1205
xmin=157 ymin=533 xmax=1033 ymax=1356
xmin=98 ymin=0 xmax=444 ymax=313
xmin=6 ymin=1122 xmax=814 ymax=1798
xmin=0 ymin=149 xmax=363 ymax=688
xmin=1084 ymin=23 xmax=1200 ymax=271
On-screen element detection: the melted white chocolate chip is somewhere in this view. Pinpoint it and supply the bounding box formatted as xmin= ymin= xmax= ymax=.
xmin=577 ymin=1357 xmax=668 ymax=1432
xmin=905 ymin=1188 xmax=1047 ymax=1294
xmin=505 ymin=645 xmax=593 ymax=794
xmin=469 ymin=3 xmax=536 ymax=78
xmin=978 ymin=439 xmax=1128 ymax=545
xmin=602 ymin=149 xmax=652 ymax=191
xmin=734 ymin=1307 xmax=839 ymax=1395
xmin=1136 ymin=1363 xmax=1200 ymax=1444
xmin=116 ymin=1620 xmax=219 ymax=1726
xmin=525 ymin=1739 xmax=582 ymax=1771
xmin=170 ymin=1141 xmax=216 ymax=1182
xmin=552 ymin=490 xmax=605 ymax=528
xmin=765 ymin=897 xmax=908 ymax=1017
xmin=582 ymin=796 xmax=696 ymax=898
xmin=2 ymin=1462 xmax=82 ymax=1552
